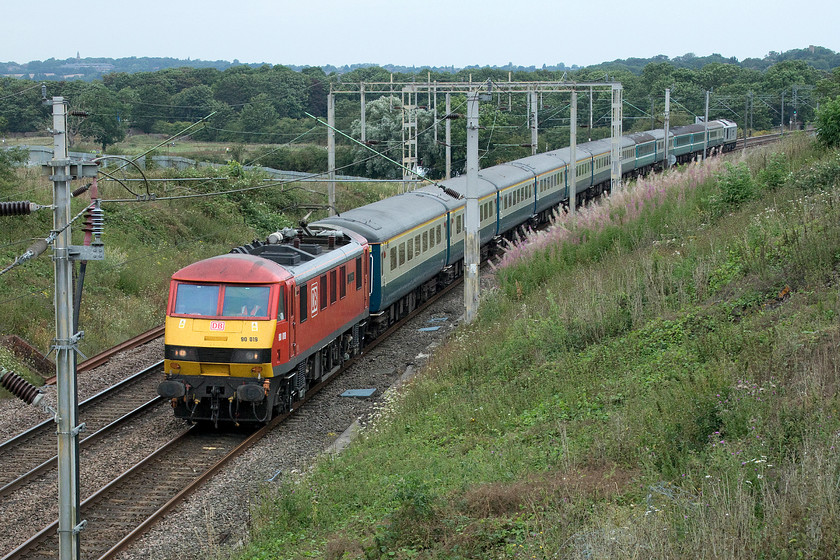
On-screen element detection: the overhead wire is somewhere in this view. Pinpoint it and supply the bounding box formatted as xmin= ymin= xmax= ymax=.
xmin=0 ymin=82 xmax=43 ymax=101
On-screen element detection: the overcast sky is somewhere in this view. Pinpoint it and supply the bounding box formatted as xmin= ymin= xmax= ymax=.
xmin=3 ymin=0 xmax=838 ymax=69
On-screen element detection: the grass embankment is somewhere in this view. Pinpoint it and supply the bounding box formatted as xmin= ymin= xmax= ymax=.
xmin=0 ymin=159 xmax=398 ymax=386
xmin=241 ymin=134 xmax=840 ymax=559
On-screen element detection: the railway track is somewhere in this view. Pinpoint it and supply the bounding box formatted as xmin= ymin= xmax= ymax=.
xmin=0 ymin=364 xmax=163 ymax=500
xmin=743 ymin=131 xmax=784 ymax=149
xmin=2 ymin=275 xmax=462 ymax=560
xmin=44 ymin=325 xmax=165 ymax=385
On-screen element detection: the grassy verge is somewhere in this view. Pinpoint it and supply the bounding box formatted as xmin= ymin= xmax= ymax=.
xmin=239 ymin=133 xmax=840 ymax=559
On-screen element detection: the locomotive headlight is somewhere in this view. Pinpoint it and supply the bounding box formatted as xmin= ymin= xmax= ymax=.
xmin=231 ymin=349 xmax=266 ymax=363
xmin=165 ymin=346 xmax=198 ymax=361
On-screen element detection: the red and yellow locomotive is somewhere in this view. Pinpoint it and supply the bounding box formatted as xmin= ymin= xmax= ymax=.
xmin=157 ymin=225 xmax=369 ymax=425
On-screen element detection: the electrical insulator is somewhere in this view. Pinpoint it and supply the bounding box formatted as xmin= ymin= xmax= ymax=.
xmin=81 ymin=206 xmax=104 ymax=238
xmin=71 ymin=184 xmax=91 ymax=198
xmin=0 ymin=201 xmax=34 ymax=216
xmin=0 ymin=369 xmax=44 ymax=407
xmin=439 ymin=186 xmax=464 ymax=200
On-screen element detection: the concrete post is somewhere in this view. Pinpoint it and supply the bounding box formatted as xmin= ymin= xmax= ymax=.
xmin=703 ymin=90 xmax=710 ymax=161
xmin=327 ymin=91 xmax=336 ymax=215
xmin=464 ymin=91 xmax=480 ymax=324
xmin=664 ymin=88 xmax=671 ymax=168
xmin=530 ymin=89 xmax=538 ymax=155
xmin=610 ymin=84 xmax=622 ymax=192
xmin=360 ymin=83 xmax=366 ymax=144
xmin=51 ymin=96 xmax=82 ymax=560
xmin=445 ymin=93 xmax=451 ymax=180
xmin=569 ymin=91 xmax=577 ymax=214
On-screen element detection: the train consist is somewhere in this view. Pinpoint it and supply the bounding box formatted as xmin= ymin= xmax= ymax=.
xmin=158 ymin=118 xmax=738 ymax=425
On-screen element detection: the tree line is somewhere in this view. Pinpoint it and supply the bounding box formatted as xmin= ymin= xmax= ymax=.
xmin=2 ymin=48 xmax=840 ymax=180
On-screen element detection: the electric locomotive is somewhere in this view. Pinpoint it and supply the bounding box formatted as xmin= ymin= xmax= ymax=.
xmin=158 ymin=225 xmax=369 ymax=426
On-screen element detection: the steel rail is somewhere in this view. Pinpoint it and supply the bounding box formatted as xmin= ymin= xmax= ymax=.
xmin=44 ymin=325 xmax=164 ymax=384
xmin=0 ymin=363 xmax=163 ymax=498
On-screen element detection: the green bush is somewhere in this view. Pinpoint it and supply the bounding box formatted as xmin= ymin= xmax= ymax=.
xmin=714 ymin=161 xmax=756 ymax=209
xmin=816 ymin=94 xmax=840 ymax=148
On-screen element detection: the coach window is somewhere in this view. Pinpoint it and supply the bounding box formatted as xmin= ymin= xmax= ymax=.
xmin=355 ymin=257 xmax=362 ymax=290
xmin=407 ymin=239 xmax=413 ymax=261
xmin=436 ymin=224 xmax=441 ymax=244
xmin=415 ymin=235 xmax=420 ymax=256
xmin=299 ymin=285 xmax=307 ymax=323
xmin=456 ymin=214 xmax=462 ymax=234
xmin=399 ymin=243 xmax=405 ymax=266
xmin=390 ymin=248 xmax=397 ymax=271
xmin=340 ymin=266 xmax=347 ymax=299
xmin=330 ymin=270 xmax=337 ymax=305
xmin=422 ymin=231 xmax=428 ymax=252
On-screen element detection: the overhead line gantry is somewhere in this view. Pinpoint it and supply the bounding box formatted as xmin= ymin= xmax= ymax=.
xmin=325 ymin=79 xmax=623 ymax=216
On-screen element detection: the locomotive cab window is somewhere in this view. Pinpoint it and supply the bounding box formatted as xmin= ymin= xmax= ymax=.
xmin=173 ymin=283 xmax=219 ymax=316
xmin=221 ymin=285 xmax=271 ymax=318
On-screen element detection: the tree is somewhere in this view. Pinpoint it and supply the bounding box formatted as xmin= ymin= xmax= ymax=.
xmin=74 ymin=83 xmax=128 ymax=151
xmin=815 ymin=95 xmax=840 ymax=148
xmin=0 ymin=147 xmax=27 ymax=187
xmin=171 ymin=84 xmax=216 ymax=121
xmin=238 ymin=93 xmax=278 ymax=134
xmin=817 ymin=67 xmax=840 ymax=100
xmin=130 ymin=76 xmax=174 ymax=132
